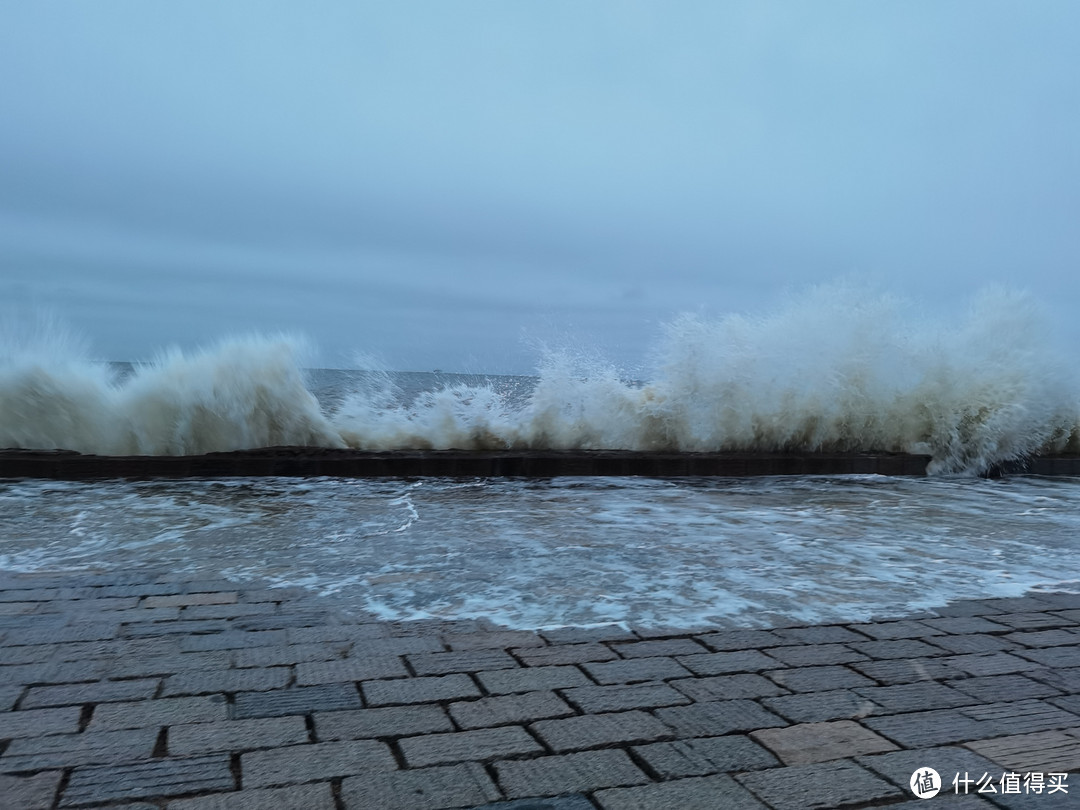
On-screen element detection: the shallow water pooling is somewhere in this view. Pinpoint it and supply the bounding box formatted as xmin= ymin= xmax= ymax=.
xmin=1 ymin=474 xmax=1078 ymax=629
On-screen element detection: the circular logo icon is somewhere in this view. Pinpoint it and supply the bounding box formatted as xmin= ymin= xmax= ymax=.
xmin=910 ymin=767 xmax=942 ymax=799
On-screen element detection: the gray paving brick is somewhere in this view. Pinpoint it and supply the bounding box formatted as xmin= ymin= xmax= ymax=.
xmin=341 ymin=762 xmax=500 ymax=810
xmin=1005 ymin=628 xmax=1080 ymax=647
xmin=596 ymin=773 xmax=768 ymax=810
xmin=994 ymin=611 xmax=1077 ymax=630
xmin=180 ymin=602 xmax=278 ymax=620
xmin=676 ymin=650 xmax=778 ymax=676
xmin=763 ymin=643 xmax=867 ymax=667
xmin=946 ymin=673 xmax=1063 ymax=703
xmin=363 ymin=674 xmax=480 ymax=706
xmin=169 ymin=782 xmax=336 ymax=810
xmin=450 ymin=691 xmax=573 ymax=729
xmin=848 ymin=620 xmax=946 ymax=639
xmin=61 ymin=754 xmax=233 ymax=806
xmin=752 ymin=720 xmax=898 ymax=764
xmin=514 ymin=643 xmax=618 ymax=666
xmin=736 ymin=760 xmax=903 ymax=810
xmin=965 ymin=729 xmax=1080 ymax=772
xmin=233 ymin=684 xmax=362 ymax=718
xmin=531 ymin=710 xmax=672 ymax=751
xmin=295 ymin=656 xmax=407 ymax=684
xmin=401 ymin=725 xmax=543 ymax=767
xmin=854 ymin=745 xmax=1003 ymax=794
xmin=315 ymin=704 xmax=453 ymax=739
xmin=851 ymin=657 xmax=968 ymax=685
xmin=539 ymin=625 xmax=636 ymax=645
xmin=944 ymin=652 xmax=1046 ymax=677
xmin=772 ymin=626 xmax=868 ymax=644
xmin=655 ymin=699 xmax=786 ymax=738
xmin=0 ymin=683 xmax=23 ymax=711
xmin=762 ymin=689 xmax=880 ymax=723
xmin=143 ymin=592 xmax=238 ymax=608
xmin=634 ymin=735 xmax=779 ymax=778
xmin=178 ymin=630 xmax=287 ymax=652
xmin=765 ymin=665 xmax=874 ymax=692
xmin=1 ymin=727 xmax=158 ymax=772
xmin=88 ymin=695 xmax=228 ymax=731
xmin=242 ymin=739 xmax=396 ymax=787
xmin=477 ymin=665 xmax=591 ymax=694
xmin=234 ymin=641 xmax=351 ymax=668
xmin=3 ymin=659 xmax=112 ymax=686
xmin=169 ymin=716 xmax=308 ymax=754
xmin=562 ymin=682 xmax=689 ymax=713
xmin=0 ymin=771 xmax=62 ymax=810
xmin=0 ymin=705 xmax=82 ymax=738
xmin=445 ymin=630 xmax=544 ymax=650
xmin=163 ymin=667 xmax=290 ymax=696
xmin=497 ymin=749 xmax=649 ymax=798
xmin=854 ymin=682 xmax=979 ymax=713
xmin=960 ymin=698 xmax=1080 ymax=735
xmin=1025 ymin=664 xmax=1080 ymax=693
xmin=694 ymin=629 xmax=792 ymax=651
xmin=863 ymin=709 xmax=993 ymax=747
xmin=106 ymin=651 xmax=233 ymax=679
xmin=21 ymin=678 xmax=160 ymax=709
xmin=349 ymin=636 xmax=446 ymax=656
xmin=123 ymin=619 xmax=230 ymax=637
xmin=612 ymin=639 xmax=709 ymax=658
xmin=3 ymin=623 xmax=120 ymax=646
xmin=918 ymin=616 xmax=1012 ymax=634
xmin=924 ymin=633 xmax=1020 ymax=654
xmin=849 ymin=639 xmax=947 ymax=659
xmin=1013 ymin=644 xmax=1080 ymax=668
xmin=670 ymin=673 xmax=787 ymax=702
xmin=285 ymin=624 xmax=392 ymax=644
xmin=582 ymin=656 xmax=692 ymax=685
xmin=408 ymin=649 xmax=518 ymax=675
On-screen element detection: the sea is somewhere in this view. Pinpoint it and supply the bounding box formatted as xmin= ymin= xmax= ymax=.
xmin=2 ymin=285 xmax=1079 ymax=629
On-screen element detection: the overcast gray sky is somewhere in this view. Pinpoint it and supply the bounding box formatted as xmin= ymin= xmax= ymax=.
xmin=1 ymin=2 xmax=1077 ymax=373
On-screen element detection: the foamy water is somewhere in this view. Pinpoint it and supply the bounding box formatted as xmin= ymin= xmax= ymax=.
xmin=2 ymin=285 xmax=1078 ymax=474
xmin=1 ymin=474 xmax=1077 ymax=628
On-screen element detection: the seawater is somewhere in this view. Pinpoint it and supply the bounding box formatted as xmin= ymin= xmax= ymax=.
xmin=1 ymin=474 xmax=1077 ymax=628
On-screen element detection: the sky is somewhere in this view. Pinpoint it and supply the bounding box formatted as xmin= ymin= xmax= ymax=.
xmin=1 ymin=2 xmax=1078 ymax=373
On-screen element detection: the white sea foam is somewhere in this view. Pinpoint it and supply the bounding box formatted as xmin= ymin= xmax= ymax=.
xmin=1 ymin=285 xmax=1077 ymax=474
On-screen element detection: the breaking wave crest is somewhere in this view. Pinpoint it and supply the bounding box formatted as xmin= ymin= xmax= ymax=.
xmin=2 ymin=285 xmax=1077 ymax=474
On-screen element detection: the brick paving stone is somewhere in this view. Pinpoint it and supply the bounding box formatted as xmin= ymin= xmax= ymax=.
xmin=1013 ymin=645 xmax=1080 ymax=668
xmin=350 ymin=636 xmax=446 ymax=656
xmin=960 ymin=698 xmax=1080 ymax=735
xmin=762 ymin=690 xmax=880 ymax=723
xmin=285 ymin=624 xmax=392 ymax=644
xmin=1025 ymin=665 xmax=1080 ymax=693
xmin=539 ymin=625 xmax=636 ymax=645
xmin=315 ymin=704 xmax=453 ymax=739
xmin=772 ymin=626 xmax=868 ymax=644
xmin=669 ymin=673 xmax=786 ymax=702
xmin=143 ymin=592 xmax=238 ymax=608
xmin=982 ymin=596 xmax=1062 ymax=612
xmin=946 ymin=674 xmax=1063 ymax=703
xmin=851 ymin=657 xmax=969 ymax=685
xmin=496 ymin=749 xmax=649 ymax=798
xmin=1 ymin=727 xmax=158 ymax=772
xmin=445 ymin=630 xmax=544 ymax=650
xmin=47 ymin=637 xmax=179 ymax=662
xmin=0 ymin=705 xmax=82 ymax=738
xmin=123 ymin=619 xmax=231 ymax=637
xmin=965 ymin=729 xmax=1080 ymax=772
xmin=61 ymin=754 xmax=234 ymax=806
xmin=450 ymin=691 xmax=573 ymax=729
xmin=178 ymin=630 xmax=288 ymax=652
xmin=163 ymin=667 xmax=290 ymax=696
xmin=39 ymin=596 xmax=140 ymax=612
xmin=513 ymin=643 xmax=618 ymax=666
xmin=918 ymin=616 xmax=1012 ymax=634
xmin=854 ymin=682 xmax=979 ymax=713
xmin=0 ymin=683 xmax=23 ymax=710
xmin=655 ymin=700 xmax=786 ymax=738
xmin=923 ymin=633 xmax=1020 ymax=654
xmin=236 ymin=610 xmax=336 ymax=631
xmin=583 ymin=657 xmax=692 ymax=684
xmin=633 ymin=735 xmax=779 ymax=778
xmin=1049 ymin=693 xmax=1080 ymax=715
xmin=477 ymin=665 xmax=591 ymax=695
xmin=944 ymin=652 xmax=1046 ymax=677
xmin=2 ymin=659 xmax=112 ymax=686
xmin=0 ymin=771 xmax=62 ymax=810
xmin=1005 ymin=628 xmax=1080 ymax=647
xmin=848 ymin=620 xmax=946 ymax=640
xmin=751 ymin=720 xmax=898 ymax=764
xmin=695 ymin=629 xmax=792 ymax=651
xmin=3 ymin=623 xmax=120 ymax=645
xmin=106 ymin=651 xmax=234 ymax=679
xmin=596 ymin=774 xmax=768 ymax=810
xmin=169 ymin=782 xmax=336 ymax=810
xmin=765 ymin=665 xmax=874 ymax=692
xmin=736 ymin=760 xmax=903 ymax=810
xmin=89 ymin=695 xmax=229 ymax=731
xmin=364 ymin=674 xmax=481 ymax=706
xmin=762 ymin=643 xmax=867 ymax=667
xmin=676 ymin=650 xmax=778 ymax=676
xmin=21 ymin=678 xmax=160 ymax=709
xmin=863 ymin=709 xmax=994 ymax=748
xmin=562 ymin=682 xmax=690 ymax=713
xmin=232 ymin=684 xmax=362 ymax=718
xmin=295 ymin=656 xmax=407 ymax=684
xmin=341 ymin=762 xmax=500 ymax=810
xmin=0 ymin=644 xmax=53 ymax=665
xmin=169 ymin=716 xmax=309 ymax=754
xmin=992 ymin=612 xmax=1076 ymax=630
xmin=242 ymin=739 xmax=396 ymax=788
xmin=854 ymin=745 xmax=1001 ymax=793
xmin=531 ymin=710 xmax=672 ymax=751
xmin=401 ymin=725 xmax=543 ymax=767
xmin=612 ymin=639 xmax=709 ymax=658
xmin=234 ymin=641 xmax=351 ymax=668
xmin=629 ymin=624 xmax=719 ymax=640
xmin=849 ymin=639 xmax=948 ymax=660
xmin=179 ymin=602 xmax=278 ymax=620
xmin=1034 ymin=592 xmax=1080 ymax=609
xmin=408 ymin=649 xmax=519 ymax=675
xmin=931 ymin=601 xmax=1006 ymax=617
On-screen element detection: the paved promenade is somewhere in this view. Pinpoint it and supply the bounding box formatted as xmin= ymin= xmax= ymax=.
xmin=1 ymin=571 xmax=1078 ymax=809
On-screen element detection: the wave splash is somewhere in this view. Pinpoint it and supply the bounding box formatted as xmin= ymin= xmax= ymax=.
xmin=2 ymin=285 xmax=1077 ymax=474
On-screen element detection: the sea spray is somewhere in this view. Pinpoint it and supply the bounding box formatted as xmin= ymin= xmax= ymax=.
xmin=1 ymin=285 xmax=1077 ymax=473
